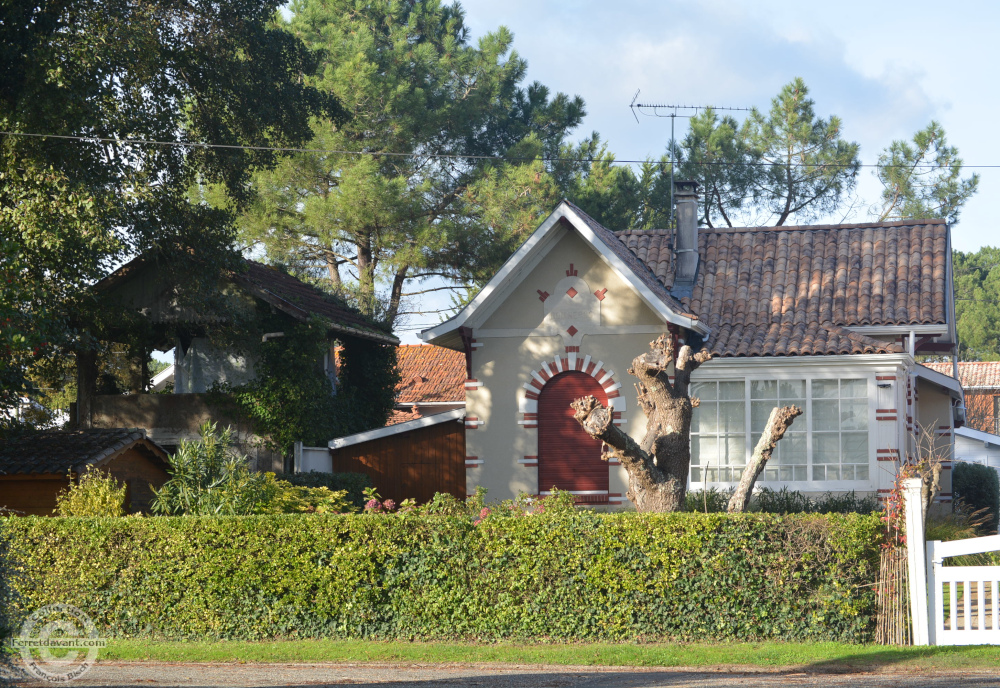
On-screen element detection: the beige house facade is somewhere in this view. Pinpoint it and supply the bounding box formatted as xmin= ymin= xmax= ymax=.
xmin=420 ymin=191 xmax=963 ymax=507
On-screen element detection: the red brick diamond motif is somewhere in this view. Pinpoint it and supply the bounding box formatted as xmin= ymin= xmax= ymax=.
xmin=566 ymin=287 xmax=578 ymax=298
xmin=566 ymin=325 xmax=578 ymax=337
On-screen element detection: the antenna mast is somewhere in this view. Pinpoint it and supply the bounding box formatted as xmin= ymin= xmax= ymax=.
xmin=629 ymin=93 xmax=751 ymax=226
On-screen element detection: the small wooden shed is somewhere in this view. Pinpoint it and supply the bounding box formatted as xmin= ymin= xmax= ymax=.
xmin=0 ymin=428 xmax=171 ymax=515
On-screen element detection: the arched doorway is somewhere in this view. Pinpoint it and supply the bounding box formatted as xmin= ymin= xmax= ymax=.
xmin=537 ymin=371 xmax=609 ymax=498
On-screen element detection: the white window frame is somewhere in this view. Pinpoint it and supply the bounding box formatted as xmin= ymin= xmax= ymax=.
xmin=689 ymin=365 xmax=879 ymax=493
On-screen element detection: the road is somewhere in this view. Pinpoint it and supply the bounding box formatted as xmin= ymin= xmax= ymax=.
xmin=12 ymin=662 xmax=1000 ymax=687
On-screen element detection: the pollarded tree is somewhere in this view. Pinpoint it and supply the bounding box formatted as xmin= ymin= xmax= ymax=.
xmin=571 ymin=335 xmax=800 ymax=513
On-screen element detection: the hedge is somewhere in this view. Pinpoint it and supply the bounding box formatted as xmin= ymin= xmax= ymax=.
xmin=952 ymin=462 xmax=1000 ymax=534
xmin=4 ymin=511 xmax=883 ymax=643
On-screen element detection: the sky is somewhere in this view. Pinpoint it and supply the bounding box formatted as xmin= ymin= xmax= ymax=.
xmin=453 ymin=0 xmax=995 ymax=251
xmin=392 ymin=0 xmax=999 ymax=341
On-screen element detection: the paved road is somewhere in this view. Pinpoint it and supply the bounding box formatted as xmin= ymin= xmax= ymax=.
xmin=12 ymin=662 xmax=1000 ymax=688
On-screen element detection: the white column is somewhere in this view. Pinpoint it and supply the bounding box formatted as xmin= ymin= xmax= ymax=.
xmin=903 ymin=477 xmax=930 ymax=645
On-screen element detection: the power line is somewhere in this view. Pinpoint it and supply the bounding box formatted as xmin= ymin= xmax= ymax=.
xmin=3 ymin=129 xmax=999 ymax=170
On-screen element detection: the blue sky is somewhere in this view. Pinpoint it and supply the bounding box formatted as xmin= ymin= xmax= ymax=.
xmin=395 ymin=0 xmax=999 ymax=339
xmin=456 ymin=0 xmax=995 ymax=251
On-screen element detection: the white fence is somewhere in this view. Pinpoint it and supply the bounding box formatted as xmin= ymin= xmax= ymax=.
xmin=927 ymin=535 xmax=1000 ymax=645
xmin=903 ymin=478 xmax=1000 ymax=645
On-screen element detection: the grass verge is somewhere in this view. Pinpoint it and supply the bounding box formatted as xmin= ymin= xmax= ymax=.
xmin=101 ymin=639 xmax=1000 ymax=671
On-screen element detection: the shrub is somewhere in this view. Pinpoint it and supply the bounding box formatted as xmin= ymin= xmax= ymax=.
xmin=280 ymin=471 xmax=371 ymax=509
xmin=266 ymin=478 xmax=355 ymax=514
xmin=5 ymin=508 xmax=884 ymax=643
xmin=54 ymin=468 xmax=127 ymax=517
xmin=153 ymin=423 xmax=276 ymax=516
xmin=684 ymin=486 xmax=880 ymax=515
xmin=952 ymin=461 xmax=1000 ymax=534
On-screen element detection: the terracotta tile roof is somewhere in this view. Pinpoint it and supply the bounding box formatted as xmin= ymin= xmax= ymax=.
xmin=618 ymin=220 xmax=949 ymax=357
xmin=396 ymin=345 xmax=466 ymax=404
xmin=924 ymin=362 xmax=1000 ymax=388
xmin=234 ymin=261 xmax=397 ymax=344
xmin=0 ymin=428 xmax=168 ymax=476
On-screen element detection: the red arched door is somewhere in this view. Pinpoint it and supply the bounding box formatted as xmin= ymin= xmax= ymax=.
xmin=537 ymin=371 xmax=609 ymax=497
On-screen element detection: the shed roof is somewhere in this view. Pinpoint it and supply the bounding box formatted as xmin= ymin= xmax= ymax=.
xmin=0 ymin=428 xmax=169 ymax=476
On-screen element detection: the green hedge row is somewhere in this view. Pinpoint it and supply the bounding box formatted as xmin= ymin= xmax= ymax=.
xmin=4 ymin=512 xmax=883 ymax=643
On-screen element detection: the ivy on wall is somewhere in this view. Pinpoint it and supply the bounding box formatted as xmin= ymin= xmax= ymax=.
xmin=210 ymin=316 xmax=399 ymax=453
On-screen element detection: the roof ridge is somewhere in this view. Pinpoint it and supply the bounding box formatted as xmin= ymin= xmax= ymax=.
xmin=700 ymin=218 xmax=947 ymax=233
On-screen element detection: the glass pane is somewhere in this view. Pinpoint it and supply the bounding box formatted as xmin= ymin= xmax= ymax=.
xmin=779 ymin=379 xmax=806 ymax=399
xmin=841 ymin=378 xmax=867 ymax=398
xmin=692 ymin=436 xmax=718 ymax=465
xmin=691 ymin=403 xmax=717 ymax=434
xmin=812 ymin=465 xmax=827 ymax=481
xmin=724 ymin=436 xmax=746 ymax=466
xmin=781 ymin=433 xmax=808 ymax=464
xmin=691 ymin=381 xmax=716 ymax=401
xmin=719 ymin=401 xmax=746 ymax=433
xmin=719 ymin=381 xmax=745 ymax=400
xmin=841 ymin=400 xmax=868 ymax=430
xmin=813 ymin=400 xmax=840 ymax=431
xmin=841 ymin=432 xmax=868 ymax=462
xmin=812 ymin=379 xmax=840 ymax=399
xmin=814 ymin=434 xmax=840 ymax=464
xmin=690 ymin=467 xmax=702 ymax=482
xmin=855 ymin=465 xmax=869 ymax=480
xmin=793 ymin=465 xmax=807 ymax=481
xmin=751 ymin=379 xmax=777 ymax=399
xmin=751 ymin=401 xmax=776 ymax=432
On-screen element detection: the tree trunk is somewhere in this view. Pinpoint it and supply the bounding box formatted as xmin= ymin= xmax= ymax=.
xmin=571 ymin=334 xmax=711 ymax=512
xmin=727 ymin=405 xmax=803 ymax=513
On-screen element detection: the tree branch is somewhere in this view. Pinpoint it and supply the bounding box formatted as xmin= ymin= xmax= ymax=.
xmin=727 ymin=405 xmax=803 ymax=513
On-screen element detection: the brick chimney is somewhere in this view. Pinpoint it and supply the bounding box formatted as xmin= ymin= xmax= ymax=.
xmin=672 ymin=180 xmax=700 ymax=293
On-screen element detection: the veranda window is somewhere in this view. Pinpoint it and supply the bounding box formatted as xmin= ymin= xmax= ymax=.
xmin=690 ymin=377 xmax=871 ymax=484
xmin=690 ymin=380 xmax=746 ymax=483
xmin=811 ymin=378 xmax=869 ymax=481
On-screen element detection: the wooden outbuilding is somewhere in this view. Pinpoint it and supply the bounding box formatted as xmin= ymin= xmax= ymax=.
xmin=0 ymin=428 xmax=171 ymax=515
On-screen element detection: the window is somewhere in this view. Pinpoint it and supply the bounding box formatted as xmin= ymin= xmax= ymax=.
xmin=690 ymin=376 xmax=871 ymax=484
xmin=690 ymin=380 xmax=746 ymax=482
xmin=751 ymin=380 xmax=807 ymax=481
xmin=811 ymin=378 xmax=869 ymax=481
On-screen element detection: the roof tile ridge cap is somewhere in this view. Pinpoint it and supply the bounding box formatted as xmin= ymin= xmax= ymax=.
xmin=710 ymin=218 xmax=947 ymax=233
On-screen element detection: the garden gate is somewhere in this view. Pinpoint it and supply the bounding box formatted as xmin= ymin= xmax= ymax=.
xmin=903 ymin=478 xmax=1000 ymax=645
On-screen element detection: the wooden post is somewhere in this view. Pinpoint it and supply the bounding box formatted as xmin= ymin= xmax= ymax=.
xmin=903 ymin=477 xmax=930 ymax=645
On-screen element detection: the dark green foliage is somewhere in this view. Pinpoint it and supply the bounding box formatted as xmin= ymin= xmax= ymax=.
xmin=281 ymin=472 xmax=372 ymax=509
xmin=952 ymin=462 xmax=1000 ymax=534
xmin=685 ymin=487 xmax=880 ymax=515
xmin=218 ymin=322 xmax=398 ymax=454
xmin=6 ymin=511 xmax=883 ymax=643
xmin=1 ymin=0 xmax=340 ymax=416
xmin=953 ymin=248 xmax=1000 ymax=361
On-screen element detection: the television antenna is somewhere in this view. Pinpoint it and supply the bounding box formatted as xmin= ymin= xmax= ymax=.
xmin=629 ymin=91 xmax=752 ymax=224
